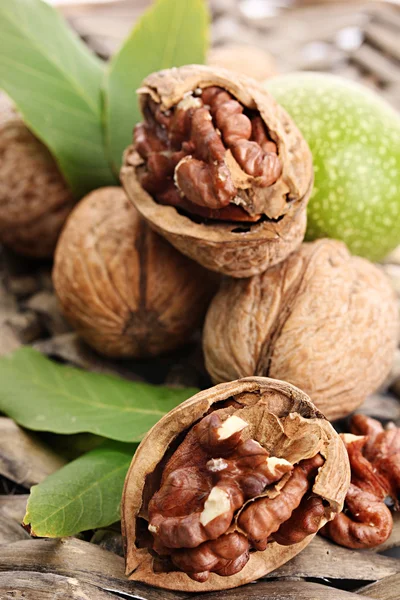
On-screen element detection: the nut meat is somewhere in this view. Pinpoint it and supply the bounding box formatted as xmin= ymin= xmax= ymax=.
xmin=53 ymin=187 xmax=216 ymax=358
xmin=322 ymin=415 xmax=400 ymax=549
xmin=121 ymin=65 xmax=313 ymax=277
xmin=0 ymin=94 xmax=75 ymax=257
xmin=122 ymin=377 xmax=349 ymax=591
xmin=203 ymin=239 xmax=399 ymax=420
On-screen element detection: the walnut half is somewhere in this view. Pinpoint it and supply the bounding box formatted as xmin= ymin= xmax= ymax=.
xmin=122 ymin=377 xmax=349 ymax=592
xmin=121 ymin=65 xmax=313 ymax=278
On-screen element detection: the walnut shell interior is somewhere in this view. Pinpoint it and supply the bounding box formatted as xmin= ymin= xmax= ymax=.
xmin=203 ymin=239 xmax=399 ymax=420
xmin=0 ymin=94 xmax=75 ymax=258
xmin=121 ymin=65 xmax=313 ymax=277
xmin=53 ymin=186 xmax=216 ymax=358
xmin=122 ymin=377 xmax=350 ymax=591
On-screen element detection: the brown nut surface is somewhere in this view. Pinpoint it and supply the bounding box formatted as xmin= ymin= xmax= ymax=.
xmin=322 ymin=482 xmax=393 ymax=549
xmin=207 ymin=44 xmax=277 ymax=81
xmin=351 ymin=415 xmax=400 ymax=507
xmin=0 ymin=94 xmax=75 ymax=258
xmin=53 ymin=187 xmax=216 ymax=358
xmin=321 ymin=421 xmax=399 ymax=549
xmin=122 ymin=377 xmax=349 ymax=591
xmin=121 ymin=65 xmax=313 ymax=277
xmin=203 ymin=239 xmax=398 ymax=420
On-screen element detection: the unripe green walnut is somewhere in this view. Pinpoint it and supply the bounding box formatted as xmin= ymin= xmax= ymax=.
xmin=265 ymin=73 xmax=400 ymax=261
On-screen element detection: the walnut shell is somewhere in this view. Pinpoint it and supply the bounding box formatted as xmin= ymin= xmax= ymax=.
xmin=204 ymin=239 xmax=399 ymax=420
xmin=121 ymin=65 xmax=313 ymax=278
xmin=122 ymin=377 xmax=350 ymax=591
xmin=53 ymin=187 xmax=216 ymax=358
xmin=207 ymin=44 xmax=277 ymax=81
xmin=0 ymin=94 xmax=75 ymax=258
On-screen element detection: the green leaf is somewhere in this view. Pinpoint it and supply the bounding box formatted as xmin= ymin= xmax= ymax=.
xmin=39 ymin=431 xmax=107 ymax=461
xmin=0 ymin=348 xmax=198 ymax=442
xmin=103 ymin=0 xmax=209 ymax=173
xmin=23 ymin=441 xmax=136 ymax=537
xmin=0 ymin=0 xmax=117 ymax=197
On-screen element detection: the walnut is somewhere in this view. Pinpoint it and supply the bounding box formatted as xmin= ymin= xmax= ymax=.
xmin=207 ymin=44 xmax=277 ymax=81
xmin=322 ymin=482 xmax=393 ymax=549
xmin=121 ymin=65 xmax=313 ymax=277
xmin=53 ymin=187 xmax=216 ymax=358
xmin=321 ymin=421 xmax=400 ymax=549
xmin=0 ymin=94 xmax=75 ymax=257
xmin=351 ymin=414 xmax=400 ymax=506
xmin=122 ymin=377 xmax=349 ymax=591
xmin=203 ymin=239 xmax=398 ymax=420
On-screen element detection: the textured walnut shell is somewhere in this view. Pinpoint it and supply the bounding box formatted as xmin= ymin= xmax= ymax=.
xmin=122 ymin=377 xmax=349 ymax=591
xmin=0 ymin=94 xmax=75 ymax=258
xmin=53 ymin=187 xmax=216 ymax=358
xmin=121 ymin=65 xmax=313 ymax=278
xmin=204 ymin=239 xmax=399 ymax=420
xmin=207 ymin=44 xmax=278 ymax=81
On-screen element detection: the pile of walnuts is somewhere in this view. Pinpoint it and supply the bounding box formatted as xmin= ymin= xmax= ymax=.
xmin=119 ymin=64 xmax=398 ymax=417
xmin=52 ymin=65 xmax=398 ymax=415
xmin=119 ymin=65 xmax=399 ymax=590
xmin=4 ymin=64 xmax=398 ymax=591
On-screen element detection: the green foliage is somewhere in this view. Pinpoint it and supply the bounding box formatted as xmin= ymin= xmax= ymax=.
xmin=0 ymin=348 xmax=198 ymax=538
xmin=0 ymin=348 xmax=198 ymax=442
xmin=0 ymin=0 xmax=209 ymax=192
xmin=23 ymin=441 xmax=136 ymax=537
xmin=0 ymin=0 xmax=116 ymax=197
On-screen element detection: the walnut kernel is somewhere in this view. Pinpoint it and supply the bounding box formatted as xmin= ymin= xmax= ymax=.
xmin=121 ymin=65 xmax=313 ymax=277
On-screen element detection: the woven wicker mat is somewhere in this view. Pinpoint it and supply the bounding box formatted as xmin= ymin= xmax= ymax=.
xmin=61 ymin=0 xmax=400 ymax=110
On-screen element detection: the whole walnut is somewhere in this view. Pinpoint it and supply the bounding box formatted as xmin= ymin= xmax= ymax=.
xmin=207 ymin=44 xmax=277 ymax=81
xmin=122 ymin=377 xmax=349 ymax=591
xmin=121 ymin=65 xmax=313 ymax=278
xmin=203 ymin=239 xmax=399 ymax=420
xmin=0 ymin=94 xmax=75 ymax=258
xmin=53 ymin=187 xmax=216 ymax=358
